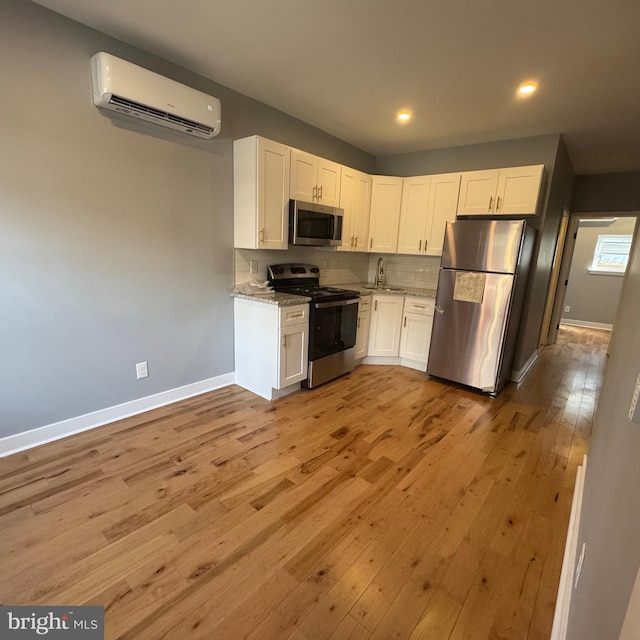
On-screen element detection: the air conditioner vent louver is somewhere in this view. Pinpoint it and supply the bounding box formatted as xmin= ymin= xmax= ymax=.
xmin=109 ymin=95 xmax=215 ymax=136
xmin=91 ymin=52 xmax=221 ymax=139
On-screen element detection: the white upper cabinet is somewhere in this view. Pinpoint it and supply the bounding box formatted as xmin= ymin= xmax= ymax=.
xmin=396 ymin=173 xmax=461 ymax=256
xmin=368 ymin=176 xmax=403 ymax=253
xmin=425 ymin=173 xmax=462 ymax=255
xmin=290 ymin=149 xmax=341 ymax=207
xmin=457 ymin=165 xmax=544 ymax=216
xmin=338 ymin=167 xmax=372 ymax=252
xmin=397 ymin=176 xmax=430 ymax=255
xmin=234 ymin=136 xmax=291 ymax=250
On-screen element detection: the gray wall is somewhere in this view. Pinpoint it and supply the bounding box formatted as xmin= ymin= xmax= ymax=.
xmin=376 ymin=134 xmax=575 ymax=372
xmin=0 ymin=0 xmax=374 ymax=438
xmin=566 ymin=220 xmax=640 ymax=640
xmin=571 ymin=172 xmax=640 ymax=213
xmin=563 ymin=217 xmax=637 ymax=325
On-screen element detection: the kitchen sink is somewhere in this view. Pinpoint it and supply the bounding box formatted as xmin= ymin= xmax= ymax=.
xmin=362 ymin=285 xmax=405 ymax=291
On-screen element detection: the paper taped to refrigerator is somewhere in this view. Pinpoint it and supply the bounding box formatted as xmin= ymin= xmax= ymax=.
xmin=453 ymin=272 xmax=486 ymax=303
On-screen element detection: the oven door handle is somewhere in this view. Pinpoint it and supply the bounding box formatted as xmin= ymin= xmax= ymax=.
xmin=314 ymin=298 xmax=359 ymax=309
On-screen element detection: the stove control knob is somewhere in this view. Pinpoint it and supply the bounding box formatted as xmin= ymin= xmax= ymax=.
xmin=311 ymin=267 xmax=319 ymax=273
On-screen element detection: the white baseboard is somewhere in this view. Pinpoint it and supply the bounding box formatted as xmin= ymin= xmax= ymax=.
xmin=550 ymin=454 xmax=588 ymax=640
xmin=511 ymin=349 xmax=538 ymax=383
xmin=0 ymin=372 xmax=236 ymax=458
xmin=561 ymin=319 xmax=613 ymax=331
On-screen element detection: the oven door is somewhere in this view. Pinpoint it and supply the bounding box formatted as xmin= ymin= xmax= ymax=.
xmin=309 ymin=298 xmax=359 ymax=360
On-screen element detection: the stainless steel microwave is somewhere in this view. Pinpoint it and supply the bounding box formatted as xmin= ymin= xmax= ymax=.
xmin=289 ymin=200 xmax=343 ymax=247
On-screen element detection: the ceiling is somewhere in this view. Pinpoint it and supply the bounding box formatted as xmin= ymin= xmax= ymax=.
xmin=33 ymin=0 xmax=640 ymax=175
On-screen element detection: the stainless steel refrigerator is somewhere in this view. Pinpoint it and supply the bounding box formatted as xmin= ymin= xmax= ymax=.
xmin=427 ymin=219 xmax=535 ymax=395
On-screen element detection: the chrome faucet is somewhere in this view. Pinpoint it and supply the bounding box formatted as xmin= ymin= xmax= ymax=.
xmin=375 ymin=257 xmax=385 ymax=287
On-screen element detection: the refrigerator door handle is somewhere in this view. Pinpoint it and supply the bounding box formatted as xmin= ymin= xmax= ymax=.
xmin=435 ymin=305 xmax=445 ymax=314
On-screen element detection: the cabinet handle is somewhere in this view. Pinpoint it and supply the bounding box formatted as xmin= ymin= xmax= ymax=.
xmin=290 ymin=312 xmax=303 ymax=319
xmin=259 ymin=228 xmax=264 ymax=243
xmin=369 ymin=238 xmax=373 ymax=249
xmin=424 ymin=239 xmax=428 ymax=251
xmin=403 ymin=316 xmax=407 ymax=328
xmin=496 ymin=196 xmax=501 ymax=212
xmin=488 ymin=196 xmax=493 ymax=212
xmin=318 ymin=185 xmax=323 ymax=199
xmin=312 ymin=186 xmax=318 ymax=200
xmin=413 ymin=304 xmax=426 ymax=309
xmin=418 ymin=240 xmax=422 ymax=252
xmin=282 ymin=334 xmax=286 ymax=348
xmin=357 ymin=317 xmax=361 ymax=328
xmin=351 ymin=236 xmax=355 ymax=247
xmin=355 ymin=236 xmax=358 ymax=246
xmin=374 ymin=300 xmax=378 ymax=311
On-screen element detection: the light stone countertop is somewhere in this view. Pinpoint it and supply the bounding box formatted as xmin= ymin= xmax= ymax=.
xmin=231 ymin=283 xmax=436 ymax=306
xmin=231 ymin=290 xmax=311 ymax=306
xmin=337 ymin=283 xmax=437 ymax=298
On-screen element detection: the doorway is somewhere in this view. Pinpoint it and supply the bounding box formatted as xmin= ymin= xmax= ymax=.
xmin=542 ymin=213 xmax=639 ymax=346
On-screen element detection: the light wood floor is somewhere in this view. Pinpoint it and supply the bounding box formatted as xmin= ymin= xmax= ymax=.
xmin=0 ymin=326 xmax=609 ymax=639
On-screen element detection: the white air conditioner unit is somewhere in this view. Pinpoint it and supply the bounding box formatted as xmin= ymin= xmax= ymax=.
xmin=90 ymin=52 xmax=221 ymax=139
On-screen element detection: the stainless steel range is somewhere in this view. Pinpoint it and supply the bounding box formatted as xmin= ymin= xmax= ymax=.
xmin=268 ymin=263 xmax=359 ymax=388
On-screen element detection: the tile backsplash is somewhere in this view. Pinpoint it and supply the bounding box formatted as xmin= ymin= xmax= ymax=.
xmin=235 ymin=248 xmax=441 ymax=290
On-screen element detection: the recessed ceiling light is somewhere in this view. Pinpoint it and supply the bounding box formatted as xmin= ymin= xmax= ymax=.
xmin=396 ymin=111 xmax=412 ymax=122
xmin=517 ymin=82 xmax=538 ymax=96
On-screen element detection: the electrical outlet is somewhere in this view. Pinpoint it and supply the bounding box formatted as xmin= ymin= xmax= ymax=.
xmin=629 ymin=373 xmax=640 ymax=423
xmin=564 ymin=305 xmax=571 ymax=313
xmin=249 ymin=260 xmax=259 ymax=274
xmin=136 ymin=361 xmax=148 ymax=379
xmin=575 ymin=542 xmax=586 ymax=588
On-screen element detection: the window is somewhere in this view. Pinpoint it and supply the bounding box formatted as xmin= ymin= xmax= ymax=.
xmin=589 ymin=234 xmax=633 ymax=275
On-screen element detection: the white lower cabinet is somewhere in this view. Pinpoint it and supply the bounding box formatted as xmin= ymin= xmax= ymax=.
xmin=362 ymin=295 xmax=434 ymax=370
xmin=399 ymin=297 xmax=434 ymax=371
xmin=355 ymin=295 xmax=371 ymax=360
xmin=234 ymin=299 xmax=309 ymax=400
xmin=367 ymin=295 xmax=404 ymax=357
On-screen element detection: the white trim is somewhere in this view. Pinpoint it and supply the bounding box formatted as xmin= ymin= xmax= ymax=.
xmin=0 ymin=373 xmax=236 ymax=458
xmin=511 ymin=349 xmax=538 ymax=383
xmin=551 ymin=454 xmax=588 ymax=640
xmin=561 ymin=319 xmax=613 ymax=331
xmin=361 ymin=356 xmax=402 ymax=366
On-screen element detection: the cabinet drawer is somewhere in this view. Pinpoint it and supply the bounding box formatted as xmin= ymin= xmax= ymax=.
xmin=358 ymin=296 xmax=371 ymax=311
xmin=403 ymin=297 xmax=434 ymax=316
xmin=279 ymin=304 xmax=309 ymax=327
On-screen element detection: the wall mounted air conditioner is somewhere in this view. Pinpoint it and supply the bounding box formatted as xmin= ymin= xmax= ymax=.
xmin=90 ymin=52 xmax=221 ymax=139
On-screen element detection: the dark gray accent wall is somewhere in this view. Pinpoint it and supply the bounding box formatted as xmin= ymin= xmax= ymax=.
xmin=571 ymin=172 xmax=640 ymax=213
xmin=513 ymin=136 xmax=575 ymax=369
xmin=566 ymin=221 xmax=640 ymax=640
xmin=0 ymin=0 xmax=373 ymax=438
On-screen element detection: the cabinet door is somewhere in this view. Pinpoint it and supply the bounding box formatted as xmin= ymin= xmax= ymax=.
xmin=290 ymin=148 xmax=317 ymax=202
xmin=234 ymin=136 xmax=290 ymax=250
xmin=258 ymin=139 xmax=291 ymax=250
xmin=425 ymin=173 xmax=461 ymax=255
xmin=278 ymin=323 xmax=308 ymax=388
xmin=339 ymin=167 xmax=371 ymax=252
xmin=355 ymin=311 xmax=370 ymax=359
xmin=495 ymin=165 xmax=544 ymax=215
xmin=457 ymin=169 xmax=499 ymax=216
xmin=399 ymin=312 xmax=433 ymax=364
xmin=397 ymin=176 xmax=430 ymax=255
xmin=367 ymin=295 xmax=404 ymax=356
xmin=368 ymin=176 xmax=403 ymax=253
xmin=316 ymin=158 xmax=342 ymax=207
